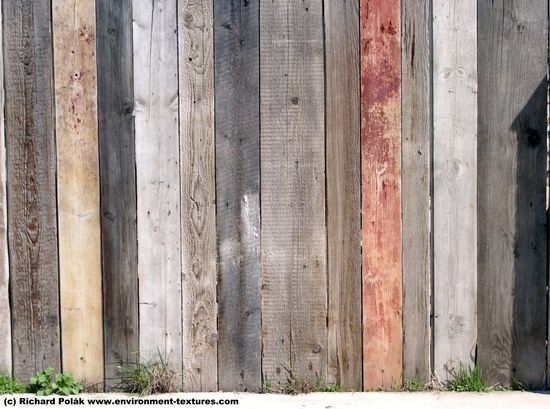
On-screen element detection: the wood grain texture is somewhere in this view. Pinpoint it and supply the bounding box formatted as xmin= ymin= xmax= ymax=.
xmin=260 ymin=0 xmax=327 ymax=385
xmin=433 ymin=0 xmax=477 ymax=379
xmin=0 ymin=3 xmax=10 ymax=375
xmin=214 ymin=0 xmax=261 ymax=392
xmin=178 ymin=0 xmax=217 ymax=392
xmin=133 ymin=0 xmax=182 ymax=373
xmin=360 ymin=0 xmax=402 ymax=390
xmin=53 ymin=0 xmax=103 ymax=384
xmin=3 ymin=0 xmax=61 ymax=381
xmin=324 ymin=0 xmax=362 ymax=390
xmin=478 ymin=0 xmax=548 ymax=388
xmin=401 ymin=0 xmax=432 ymax=382
xmin=96 ymin=0 xmax=139 ymax=388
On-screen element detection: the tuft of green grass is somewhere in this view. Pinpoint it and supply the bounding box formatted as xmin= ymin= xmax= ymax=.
xmin=0 ymin=374 xmax=25 ymax=394
xmin=116 ymin=353 xmax=179 ymax=396
xmin=445 ymin=363 xmax=488 ymax=392
xmin=402 ymin=376 xmax=427 ymax=392
xmin=260 ymin=366 xmax=341 ymax=394
xmin=259 ymin=377 xmax=273 ymax=394
xmin=314 ymin=378 xmax=342 ymax=392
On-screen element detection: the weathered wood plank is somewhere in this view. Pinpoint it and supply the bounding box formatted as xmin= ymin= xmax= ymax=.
xmin=401 ymin=0 xmax=432 ymax=383
xmin=53 ymin=0 xmax=103 ymax=384
xmin=178 ymin=0 xmax=217 ymax=392
xmin=324 ymin=0 xmax=362 ymax=390
xmin=3 ymin=0 xmax=61 ymax=381
xmin=214 ymin=0 xmax=261 ymax=392
xmin=478 ymin=0 xmax=548 ymax=388
xmin=433 ymin=0 xmax=477 ymax=379
xmin=260 ymin=0 xmax=327 ymax=385
xmin=360 ymin=0 xmax=402 ymax=390
xmin=0 ymin=3 xmax=10 ymax=375
xmin=96 ymin=0 xmax=139 ymax=388
xmin=133 ymin=0 xmax=182 ymax=373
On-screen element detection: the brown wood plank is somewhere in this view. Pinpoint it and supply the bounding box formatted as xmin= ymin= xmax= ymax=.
xmin=53 ymin=0 xmax=104 ymax=384
xmin=324 ymin=0 xmax=362 ymax=390
xmin=401 ymin=0 xmax=432 ymax=383
xmin=3 ymin=0 xmax=61 ymax=381
xmin=214 ymin=0 xmax=261 ymax=392
xmin=260 ymin=0 xmax=327 ymax=385
xmin=360 ymin=0 xmax=403 ymax=390
xmin=96 ymin=0 xmax=139 ymax=388
xmin=0 ymin=2 xmax=10 ymax=375
xmin=478 ymin=0 xmax=548 ymax=388
xmin=178 ymin=0 xmax=218 ymax=392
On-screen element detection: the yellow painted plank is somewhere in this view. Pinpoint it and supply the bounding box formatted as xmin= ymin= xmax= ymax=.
xmin=53 ymin=0 xmax=103 ymax=385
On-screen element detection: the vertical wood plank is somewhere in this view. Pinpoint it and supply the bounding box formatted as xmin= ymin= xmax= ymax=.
xmin=178 ymin=0 xmax=217 ymax=392
xmin=260 ymin=0 xmax=327 ymax=385
xmin=3 ymin=0 xmax=61 ymax=381
xmin=133 ymin=0 xmax=182 ymax=373
xmin=0 ymin=2 xmax=10 ymax=375
xmin=401 ymin=0 xmax=432 ymax=383
xmin=360 ymin=0 xmax=402 ymax=389
xmin=53 ymin=0 xmax=103 ymax=384
xmin=433 ymin=0 xmax=477 ymax=379
xmin=96 ymin=0 xmax=139 ymax=388
xmin=478 ymin=0 xmax=548 ymax=388
xmin=214 ymin=0 xmax=261 ymax=392
xmin=324 ymin=0 xmax=362 ymax=390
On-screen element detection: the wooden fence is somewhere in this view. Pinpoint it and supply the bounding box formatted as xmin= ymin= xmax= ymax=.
xmin=0 ymin=0 xmax=548 ymax=392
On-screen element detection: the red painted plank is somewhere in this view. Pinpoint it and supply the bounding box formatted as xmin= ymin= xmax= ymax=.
xmin=360 ymin=0 xmax=402 ymax=390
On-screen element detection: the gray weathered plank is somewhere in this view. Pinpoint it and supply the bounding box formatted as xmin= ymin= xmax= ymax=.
xmin=0 ymin=2 xmax=10 ymax=375
xmin=260 ymin=0 xmax=327 ymax=385
xmin=3 ymin=0 xmax=61 ymax=381
xmin=478 ymin=0 xmax=548 ymax=388
xmin=401 ymin=0 xmax=432 ymax=383
xmin=133 ymin=0 xmax=182 ymax=374
xmin=53 ymin=0 xmax=104 ymax=384
xmin=178 ymin=0 xmax=218 ymax=392
xmin=324 ymin=0 xmax=362 ymax=390
xmin=96 ymin=0 xmax=139 ymax=388
xmin=433 ymin=0 xmax=477 ymax=379
xmin=214 ymin=0 xmax=261 ymax=392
